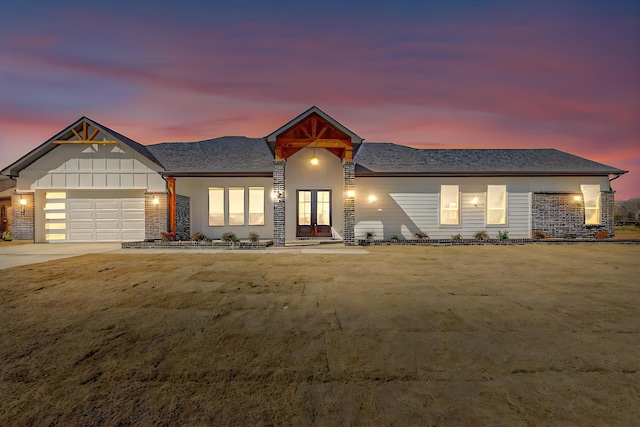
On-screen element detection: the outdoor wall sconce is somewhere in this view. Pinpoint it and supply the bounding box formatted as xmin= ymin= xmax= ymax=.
xmin=272 ymin=190 xmax=283 ymax=200
xmin=19 ymin=198 xmax=27 ymax=206
xmin=574 ymin=195 xmax=582 ymax=202
xmin=152 ymin=196 xmax=159 ymax=205
xmin=347 ymin=190 xmax=355 ymax=198
xmin=368 ymin=195 xmax=377 ymax=203
xmin=471 ymin=196 xmax=479 ymax=207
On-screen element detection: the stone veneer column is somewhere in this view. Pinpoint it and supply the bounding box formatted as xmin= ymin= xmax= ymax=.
xmin=273 ymin=160 xmax=286 ymax=247
xmin=145 ymin=193 xmax=168 ymax=241
xmin=343 ymin=161 xmax=355 ymax=246
xmin=11 ymin=193 xmax=35 ymax=240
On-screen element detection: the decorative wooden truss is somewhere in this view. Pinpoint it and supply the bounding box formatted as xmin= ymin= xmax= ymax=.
xmin=53 ymin=121 xmax=118 ymax=144
xmin=275 ymin=113 xmax=353 ymax=161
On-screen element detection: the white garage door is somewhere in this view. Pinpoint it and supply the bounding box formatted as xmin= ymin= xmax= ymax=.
xmin=44 ymin=190 xmax=145 ymax=242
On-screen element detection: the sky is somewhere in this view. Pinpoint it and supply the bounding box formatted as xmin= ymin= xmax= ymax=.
xmin=1 ymin=0 xmax=638 ymax=199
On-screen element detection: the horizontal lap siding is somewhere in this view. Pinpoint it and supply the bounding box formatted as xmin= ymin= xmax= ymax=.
xmin=355 ymin=178 xmax=532 ymax=240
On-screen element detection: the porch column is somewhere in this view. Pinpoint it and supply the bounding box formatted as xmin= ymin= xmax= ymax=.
xmin=273 ymin=160 xmax=286 ymax=247
xmin=343 ymin=161 xmax=355 ymax=246
xmin=166 ymin=177 xmax=176 ymax=233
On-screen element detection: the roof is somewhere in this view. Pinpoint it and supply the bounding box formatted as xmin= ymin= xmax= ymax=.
xmin=0 ymin=176 xmax=16 ymax=192
xmin=1 ymin=117 xmax=163 ymax=177
xmin=353 ymin=143 xmax=627 ymax=176
xmin=147 ymin=137 xmax=274 ymax=176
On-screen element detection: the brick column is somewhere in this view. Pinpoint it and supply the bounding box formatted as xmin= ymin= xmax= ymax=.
xmin=601 ymin=191 xmax=615 ymax=237
xmin=273 ymin=160 xmax=286 ymax=247
xmin=11 ymin=193 xmax=35 ymax=240
xmin=343 ymin=161 xmax=355 ymax=246
xmin=145 ymin=193 xmax=168 ymax=241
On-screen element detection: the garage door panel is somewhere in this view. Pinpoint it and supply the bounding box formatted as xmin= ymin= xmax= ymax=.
xmin=96 ymin=201 xmax=119 ymax=209
xmin=69 ymin=222 xmax=94 ymax=230
xmin=69 ymin=211 xmax=94 ymax=220
xmin=96 ymin=220 xmax=119 ymax=230
xmin=69 ymin=201 xmax=93 ymax=210
xmin=122 ymin=200 xmax=144 ymax=210
xmin=96 ymin=211 xmax=119 ymax=219
xmin=96 ymin=232 xmax=119 ymax=241
xmin=122 ymin=211 xmax=145 ymax=220
xmin=68 ymin=231 xmax=94 ymax=241
xmin=121 ymin=220 xmax=144 ymax=229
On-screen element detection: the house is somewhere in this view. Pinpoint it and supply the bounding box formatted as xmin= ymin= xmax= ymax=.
xmin=1 ymin=106 xmax=627 ymax=245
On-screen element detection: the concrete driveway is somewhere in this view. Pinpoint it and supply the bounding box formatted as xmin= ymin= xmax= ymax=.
xmin=0 ymin=242 xmax=123 ymax=270
xmin=0 ymin=242 xmax=369 ymax=270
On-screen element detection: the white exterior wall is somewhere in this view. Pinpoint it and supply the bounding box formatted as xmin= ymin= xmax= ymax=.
xmin=283 ymin=147 xmax=345 ymax=240
xmin=354 ymin=176 xmax=609 ymax=240
xmin=17 ymin=143 xmax=165 ymax=192
xmin=176 ymin=177 xmax=273 ymax=240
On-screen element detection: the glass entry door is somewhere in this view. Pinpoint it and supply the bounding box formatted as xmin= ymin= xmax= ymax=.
xmin=297 ymin=190 xmax=331 ymax=237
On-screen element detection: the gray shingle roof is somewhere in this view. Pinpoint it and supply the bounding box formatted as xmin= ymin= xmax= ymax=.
xmin=353 ymin=143 xmax=626 ymax=175
xmin=147 ymin=137 xmax=274 ymax=174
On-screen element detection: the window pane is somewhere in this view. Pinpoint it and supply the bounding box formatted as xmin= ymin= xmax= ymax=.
xmin=249 ymin=187 xmax=264 ymax=225
xmin=229 ymin=188 xmax=245 ymax=226
xmin=581 ymin=185 xmax=601 ymax=225
xmin=317 ymin=191 xmax=330 ymax=225
xmin=440 ymin=185 xmax=459 ymax=225
xmin=298 ymin=191 xmax=311 ymax=225
xmin=487 ymin=185 xmax=506 ymax=225
xmin=208 ymin=188 xmax=224 ymax=226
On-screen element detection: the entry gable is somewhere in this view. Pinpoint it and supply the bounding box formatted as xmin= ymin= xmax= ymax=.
xmin=1 ymin=117 xmax=163 ymax=177
xmin=265 ymin=106 xmax=363 ymax=161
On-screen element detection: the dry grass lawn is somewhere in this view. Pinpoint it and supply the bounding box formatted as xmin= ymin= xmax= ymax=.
xmin=1 ymin=245 xmax=639 ymax=426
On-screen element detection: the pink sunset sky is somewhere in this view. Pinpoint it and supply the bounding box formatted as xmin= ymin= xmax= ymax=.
xmin=1 ymin=1 xmax=638 ymax=199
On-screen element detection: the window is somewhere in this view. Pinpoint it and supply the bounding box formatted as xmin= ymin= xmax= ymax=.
xmin=298 ymin=191 xmax=312 ymax=226
xmin=208 ymin=188 xmax=224 ymax=226
xmin=581 ymin=185 xmax=601 ymax=224
xmin=249 ymin=187 xmax=265 ymax=225
xmin=440 ymin=185 xmax=459 ymax=225
xmin=486 ymin=185 xmax=507 ymax=225
xmin=228 ymin=188 xmax=245 ymax=226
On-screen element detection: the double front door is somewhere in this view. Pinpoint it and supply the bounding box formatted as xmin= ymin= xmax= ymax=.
xmin=297 ymin=190 xmax=331 ymax=237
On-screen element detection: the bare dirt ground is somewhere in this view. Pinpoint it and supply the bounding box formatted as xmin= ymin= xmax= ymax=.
xmin=1 ymin=245 xmax=639 ymax=426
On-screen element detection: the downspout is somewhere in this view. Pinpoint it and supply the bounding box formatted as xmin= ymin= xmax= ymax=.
xmin=609 ymin=173 xmax=622 ymax=191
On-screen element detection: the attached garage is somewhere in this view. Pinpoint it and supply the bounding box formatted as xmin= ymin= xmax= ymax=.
xmin=43 ymin=190 xmax=146 ymax=242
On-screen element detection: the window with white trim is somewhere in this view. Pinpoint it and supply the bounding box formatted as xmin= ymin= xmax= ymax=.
xmin=486 ymin=185 xmax=506 ymax=225
xmin=440 ymin=185 xmax=459 ymax=225
xmin=248 ymin=187 xmax=265 ymax=225
xmin=208 ymin=188 xmax=224 ymax=226
xmin=228 ymin=188 xmax=245 ymax=226
xmin=581 ymin=185 xmax=601 ymax=225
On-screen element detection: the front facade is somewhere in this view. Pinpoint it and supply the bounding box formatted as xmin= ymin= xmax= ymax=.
xmin=1 ymin=107 xmax=626 ymax=244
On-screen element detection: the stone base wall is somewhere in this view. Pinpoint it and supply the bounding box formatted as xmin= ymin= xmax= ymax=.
xmin=145 ymin=193 xmax=168 ymax=240
xmin=11 ymin=193 xmax=34 ymax=240
xmin=176 ymin=194 xmax=191 ymax=240
xmin=532 ymin=191 xmax=615 ymax=238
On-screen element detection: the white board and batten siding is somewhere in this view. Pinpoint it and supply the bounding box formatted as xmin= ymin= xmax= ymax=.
xmin=17 ymin=143 xmax=164 ymax=243
xmin=354 ymin=186 xmax=532 ymax=240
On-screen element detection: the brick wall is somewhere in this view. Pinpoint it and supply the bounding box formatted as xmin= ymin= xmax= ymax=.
xmin=531 ymin=191 xmax=614 ymax=238
xmin=343 ymin=161 xmax=355 ymax=245
xmin=273 ymin=160 xmax=286 ymax=247
xmin=145 ymin=193 xmax=167 ymax=240
xmin=11 ymin=193 xmax=34 ymax=240
xmin=176 ymin=194 xmax=191 ymax=240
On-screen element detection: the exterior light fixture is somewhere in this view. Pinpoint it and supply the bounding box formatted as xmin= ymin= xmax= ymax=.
xmin=272 ymin=190 xmax=282 ymax=200
xmin=310 ymin=156 xmax=319 ymax=165
xmin=368 ymin=195 xmax=377 ymax=203
xmin=152 ymin=196 xmax=159 ymax=205
xmin=471 ymin=196 xmax=479 ymax=207
xmin=347 ymin=190 xmax=355 ymax=198
xmin=19 ymin=198 xmax=27 ymax=206
xmin=574 ymin=195 xmax=581 ymax=202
